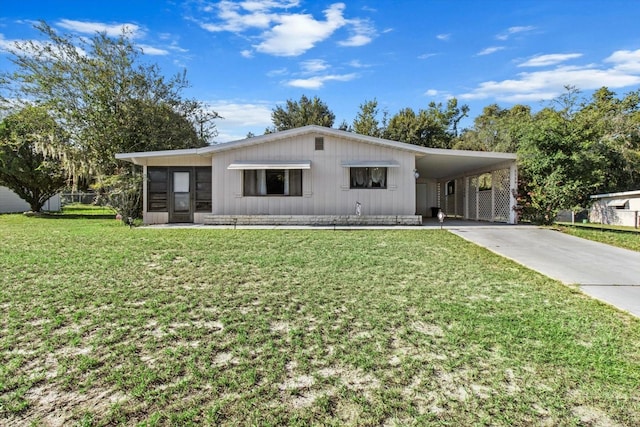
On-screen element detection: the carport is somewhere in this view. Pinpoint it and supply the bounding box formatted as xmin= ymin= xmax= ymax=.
xmin=414 ymin=148 xmax=518 ymax=224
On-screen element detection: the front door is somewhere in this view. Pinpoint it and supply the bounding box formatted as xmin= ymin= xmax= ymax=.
xmin=170 ymin=170 xmax=193 ymax=223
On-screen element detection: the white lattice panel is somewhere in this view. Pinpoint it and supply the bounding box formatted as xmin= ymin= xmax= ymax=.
xmin=456 ymin=178 xmax=464 ymax=216
xmin=478 ymin=190 xmax=492 ymax=220
xmin=468 ymin=177 xmax=478 ymax=220
xmin=493 ymin=169 xmax=511 ymax=222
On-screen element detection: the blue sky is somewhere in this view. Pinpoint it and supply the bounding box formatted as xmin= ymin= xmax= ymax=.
xmin=2 ymin=0 xmax=640 ymax=142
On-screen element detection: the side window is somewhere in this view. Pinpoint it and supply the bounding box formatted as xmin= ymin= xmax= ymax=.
xmin=195 ymin=167 xmax=212 ymax=212
xmin=148 ymin=167 xmax=168 ymax=212
xmin=350 ymin=167 xmax=387 ymax=189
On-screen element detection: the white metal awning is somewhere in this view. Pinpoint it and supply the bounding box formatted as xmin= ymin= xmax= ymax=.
xmin=607 ymin=199 xmax=628 ymax=207
xmin=340 ymin=160 xmax=400 ymax=168
xmin=227 ymin=161 xmax=311 ymax=170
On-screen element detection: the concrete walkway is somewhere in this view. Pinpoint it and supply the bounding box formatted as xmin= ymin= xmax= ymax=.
xmin=449 ymin=226 xmax=640 ymax=317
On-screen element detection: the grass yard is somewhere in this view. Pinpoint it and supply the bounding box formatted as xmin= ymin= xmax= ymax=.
xmin=1 ymin=215 xmax=639 ymax=426
xmin=555 ymin=225 xmax=640 ymax=253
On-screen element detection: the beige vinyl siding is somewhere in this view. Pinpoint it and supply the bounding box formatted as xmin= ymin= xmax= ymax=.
xmin=143 ymin=155 xmax=211 ymax=167
xmin=212 ymin=133 xmax=416 ymax=216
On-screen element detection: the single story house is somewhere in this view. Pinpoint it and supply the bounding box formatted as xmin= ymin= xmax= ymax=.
xmin=0 ymin=185 xmax=61 ymax=213
xmin=115 ymin=125 xmax=518 ymax=225
xmin=590 ymin=190 xmax=640 ymax=228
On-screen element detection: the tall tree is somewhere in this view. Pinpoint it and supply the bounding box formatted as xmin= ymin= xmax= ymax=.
xmin=574 ymin=87 xmax=640 ymax=193
xmin=0 ymin=107 xmax=67 ymax=212
xmin=453 ymin=104 xmax=531 ymax=152
xmin=269 ymin=95 xmax=335 ymax=132
xmin=384 ymin=98 xmax=469 ymax=148
xmin=352 ymin=98 xmax=384 ymax=137
xmin=0 ymin=21 xmax=218 ymax=182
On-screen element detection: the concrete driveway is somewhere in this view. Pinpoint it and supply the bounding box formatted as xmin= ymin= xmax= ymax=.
xmin=448 ymin=226 xmax=640 ymax=317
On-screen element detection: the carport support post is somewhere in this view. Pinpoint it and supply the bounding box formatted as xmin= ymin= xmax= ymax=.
xmin=464 ymin=176 xmax=470 ymax=220
xmin=509 ymin=163 xmax=518 ymax=224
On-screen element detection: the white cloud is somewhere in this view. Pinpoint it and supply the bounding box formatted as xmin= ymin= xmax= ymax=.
xmin=167 ymin=40 xmax=188 ymax=53
xmin=300 ymin=59 xmax=329 ymax=73
xmin=459 ymin=51 xmax=640 ymax=103
xmin=0 ymin=34 xmax=17 ymax=52
xmin=199 ymin=1 xmax=273 ymax=32
xmin=267 ymin=67 xmax=289 ymax=77
xmin=138 ymin=44 xmax=169 ymax=55
xmin=339 ymin=34 xmax=371 ymax=47
xmin=519 ymin=53 xmax=583 ymax=67
xmin=287 ymin=73 xmax=357 ymax=89
xmin=207 ymin=100 xmax=274 ymax=142
xmin=255 ymin=3 xmax=347 ymax=56
xmin=197 ymin=1 xmax=374 ymax=57
xmin=477 ymin=46 xmax=505 ymax=56
xmin=240 ymin=0 xmax=300 ymax=12
xmin=436 ymin=33 xmax=450 ymax=41
xmin=56 ymin=19 xmax=143 ymax=38
xmin=241 ymin=49 xmax=254 ymax=58
xmin=495 ymin=25 xmax=536 ymax=41
xmin=338 ymin=18 xmax=375 ymax=47
xmin=54 ymin=20 xmax=187 ymax=58
xmin=418 ymin=53 xmax=437 ymax=60
xmin=0 ymin=33 xmax=86 ymax=57
xmin=348 ymin=59 xmax=370 ymax=68
xmin=424 ymin=89 xmax=453 ymax=99
xmin=605 ymin=49 xmax=640 ymax=73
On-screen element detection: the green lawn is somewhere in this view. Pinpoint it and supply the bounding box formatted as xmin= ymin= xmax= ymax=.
xmin=1 ymin=215 xmax=639 ymax=426
xmin=60 ymin=203 xmax=117 ymax=217
xmin=555 ymin=225 xmax=640 ymax=252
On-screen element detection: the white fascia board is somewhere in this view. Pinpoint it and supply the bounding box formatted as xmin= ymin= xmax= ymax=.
xmin=340 ymin=160 xmax=401 ymax=168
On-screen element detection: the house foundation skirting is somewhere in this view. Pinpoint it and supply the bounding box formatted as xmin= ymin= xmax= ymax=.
xmin=203 ymin=215 xmax=422 ymax=226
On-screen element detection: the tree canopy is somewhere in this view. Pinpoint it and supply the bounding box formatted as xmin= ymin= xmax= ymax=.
xmin=352 ymin=98 xmax=385 ymax=137
xmin=269 ymin=95 xmax=335 ymax=132
xmin=383 ymin=99 xmax=469 ymax=148
xmin=0 ymin=21 xmax=218 ymax=182
xmin=0 ymin=107 xmax=67 ymax=212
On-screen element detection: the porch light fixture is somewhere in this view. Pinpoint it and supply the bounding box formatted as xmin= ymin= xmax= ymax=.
xmin=437 ymin=209 xmax=445 ymax=229
xmin=413 ymin=169 xmax=419 ymax=179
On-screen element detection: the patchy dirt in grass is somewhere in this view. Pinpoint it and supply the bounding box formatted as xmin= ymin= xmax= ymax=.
xmin=270 ymin=321 xmax=291 ymax=333
xmin=412 ymin=321 xmax=444 ymax=337
xmin=7 ymin=385 xmax=129 ymax=427
xmin=213 ymin=351 xmax=237 ymax=366
xmin=318 ymin=365 xmax=380 ymax=396
xmin=278 ymin=374 xmax=314 ymax=390
xmin=572 ymin=405 xmax=622 ymax=427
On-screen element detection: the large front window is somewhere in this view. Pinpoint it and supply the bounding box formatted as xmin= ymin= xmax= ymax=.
xmin=350 ymin=167 xmax=387 ymax=189
xmin=243 ymin=169 xmax=302 ymax=196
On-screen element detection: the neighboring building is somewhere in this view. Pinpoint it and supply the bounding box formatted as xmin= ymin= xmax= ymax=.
xmin=0 ymin=186 xmax=61 ymax=213
xmin=590 ymin=190 xmax=640 ymax=228
xmin=115 ymin=125 xmax=518 ymax=225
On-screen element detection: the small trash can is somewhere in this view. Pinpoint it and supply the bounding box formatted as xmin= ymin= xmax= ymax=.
xmin=430 ymin=207 xmax=440 ymax=218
